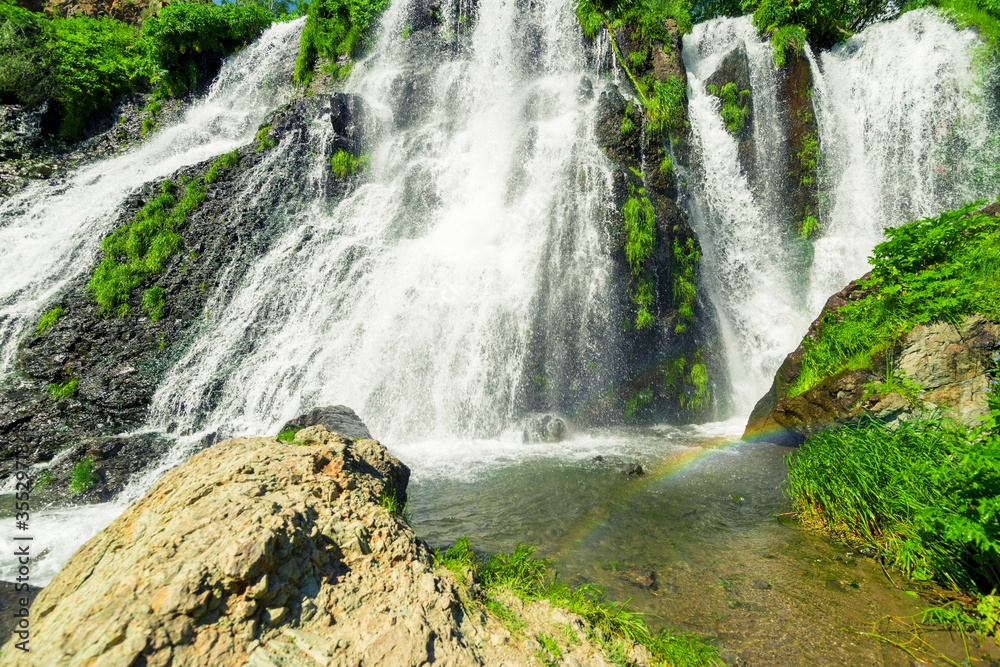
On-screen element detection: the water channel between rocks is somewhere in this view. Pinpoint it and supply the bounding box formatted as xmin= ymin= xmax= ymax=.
xmin=396 ymin=421 xmax=999 ymax=666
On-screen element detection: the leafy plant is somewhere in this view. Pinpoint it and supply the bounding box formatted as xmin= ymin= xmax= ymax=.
xmin=255 ymin=125 xmax=276 ymax=151
xmin=672 ymin=237 xmax=699 ymax=333
xmin=624 ymin=388 xmax=654 ymax=420
xmin=622 ymin=184 xmax=657 ymax=329
xmin=32 ymin=470 xmax=53 ymax=491
xmin=293 ymin=0 xmax=389 ymax=85
xmin=707 ymin=82 xmax=750 ymax=135
xmin=330 ymin=149 xmax=369 ymax=177
xmin=277 ymin=426 xmax=301 ymax=442
xmin=87 ymin=178 xmax=208 ymax=316
xmin=47 ymin=378 xmax=78 ymax=400
xmin=142 ymin=286 xmax=166 ymax=321
xmin=35 ymin=307 xmax=64 ymax=336
xmin=69 ymin=456 xmax=97 ymax=495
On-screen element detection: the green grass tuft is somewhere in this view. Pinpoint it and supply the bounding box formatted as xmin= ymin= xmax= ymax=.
xmin=142 ymin=286 xmax=166 ymax=321
xmin=32 ymin=470 xmax=53 ymax=491
xmin=277 ymin=426 xmax=301 ymax=442
xmin=47 ymin=379 xmax=78 ymax=400
xmin=330 ymin=149 xmax=369 ymax=178
xmin=35 ymin=307 xmax=64 ymax=336
xmin=68 ymin=456 xmax=97 ymax=496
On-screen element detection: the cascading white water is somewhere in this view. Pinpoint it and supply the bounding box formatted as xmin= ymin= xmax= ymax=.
xmin=146 ymin=0 xmax=618 ymax=444
xmin=683 ymin=17 xmax=811 ymax=414
xmin=0 ymin=19 xmax=301 ymax=377
xmin=807 ymin=8 xmax=997 ymax=312
xmin=683 ymin=10 xmax=996 ymax=413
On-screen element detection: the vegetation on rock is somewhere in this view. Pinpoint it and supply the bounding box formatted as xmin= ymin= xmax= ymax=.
xmin=330 ymin=148 xmax=368 ymax=177
xmin=790 ymin=201 xmax=1000 ymax=396
xmin=436 ymin=538 xmax=724 ymax=666
xmin=87 ymin=177 xmax=207 ymax=316
xmin=707 ymin=81 xmax=751 ymax=135
xmin=68 ymin=456 xmax=96 ymax=495
xmin=34 ymin=306 xmax=63 ymax=336
xmin=622 ymin=184 xmax=657 ymax=329
xmin=292 ymin=0 xmax=387 ymax=85
xmin=0 ymin=0 xmax=274 ymax=139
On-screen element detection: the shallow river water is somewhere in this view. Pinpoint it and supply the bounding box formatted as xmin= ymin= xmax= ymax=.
xmin=399 ymin=421 xmax=999 ymax=666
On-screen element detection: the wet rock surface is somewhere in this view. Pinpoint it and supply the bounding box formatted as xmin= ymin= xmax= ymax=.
xmin=0 ymin=94 xmax=343 ymax=497
xmin=745 ymin=274 xmax=1000 ymax=440
xmin=0 ymin=426 xmax=617 ymax=666
xmin=704 ymin=46 xmax=755 ymax=178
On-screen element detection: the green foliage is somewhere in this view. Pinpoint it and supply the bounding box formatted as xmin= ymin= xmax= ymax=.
xmin=787 ymin=415 xmax=1000 ymax=593
xmin=204 ymin=150 xmax=239 ymax=183
xmin=796 ymin=110 xmax=819 ymax=188
xmin=799 ymin=214 xmax=819 ymax=239
xmin=646 ymin=76 xmax=687 ymax=137
xmin=624 ymin=388 xmax=654 ymax=420
xmin=293 ymin=0 xmax=388 ymax=84
xmin=47 ymin=378 xmax=78 ymax=400
xmin=35 ymin=307 xmax=64 ymax=336
xmin=664 ymin=352 xmax=711 ymax=412
xmin=622 ymin=185 xmax=657 ymax=329
xmin=141 ymin=2 xmax=272 ymax=98
xmin=87 ymin=178 xmax=207 ymax=316
xmin=659 ymin=154 xmax=673 ymax=175
xmin=770 ymin=23 xmax=807 ymax=67
xmin=277 ymin=426 xmax=301 ymax=442
xmin=791 ymin=202 xmax=1000 ymax=396
xmin=378 ymin=487 xmax=411 ymax=522
xmin=437 ymin=540 xmax=722 ymax=666
xmin=142 ymin=286 xmax=166 ymax=321
xmin=330 ymin=149 xmax=369 ymax=177
xmin=69 ymin=456 xmax=97 ymax=495
xmin=32 ymin=470 xmax=52 ymax=492
xmin=706 ymin=82 xmax=750 ymax=135
xmin=255 ymin=125 xmax=276 ymax=151
xmin=672 ymin=237 xmax=699 ymax=333
xmin=0 ymin=0 xmax=273 ymax=139
xmin=620 ymin=107 xmax=636 ymax=135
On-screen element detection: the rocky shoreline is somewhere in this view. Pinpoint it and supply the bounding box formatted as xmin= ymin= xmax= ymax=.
xmin=0 ymin=413 xmax=631 ymax=666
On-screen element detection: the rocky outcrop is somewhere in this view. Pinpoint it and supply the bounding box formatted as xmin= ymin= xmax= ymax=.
xmin=42 ymin=0 xmax=180 ymax=24
xmin=0 ymin=426 xmax=616 ymax=666
xmin=745 ymin=277 xmax=1000 ymax=441
xmin=704 ymin=47 xmax=755 ymax=178
xmin=776 ymin=46 xmax=819 ymax=239
xmin=581 ymin=18 xmax=718 ymax=424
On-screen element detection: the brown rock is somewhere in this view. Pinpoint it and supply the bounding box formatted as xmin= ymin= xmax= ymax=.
xmin=0 ymin=427 xmax=618 ymax=666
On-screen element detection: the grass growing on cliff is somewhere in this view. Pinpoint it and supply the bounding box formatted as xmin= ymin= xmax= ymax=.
xmin=330 ymin=149 xmax=369 ymax=178
xmin=436 ymin=539 xmax=724 ymax=666
xmin=787 ymin=405 xmax=1000 ymax=633
xmin=35 ymin=307 xmax=64 ymax=336
xmin=68 ymin=456 xmax=97 ymax=496
xmin=293 ymin=0 xmax=388 ymax=85
xmin=706 ymin=82 xmax=750 ymax=135
xmin=622 ymin=184 xmax=657 ymax=330
xmin=87 ymin=178 xmax=207 ymax=316
xmin=47 ymin=378 xmax=77 ymax=400
xmin=790 ymin=201 xmax=1000 ymax=396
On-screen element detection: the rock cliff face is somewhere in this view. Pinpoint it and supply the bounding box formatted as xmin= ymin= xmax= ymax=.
xmin=0 ymin=94 xmax=352 ymax=496
xmin=0 ymin=425 xmax=615 ymax=666
xmin=745 ymin=276 xmax=1000 ymax=441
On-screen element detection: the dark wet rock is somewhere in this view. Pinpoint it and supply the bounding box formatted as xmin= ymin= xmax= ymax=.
xmin=705 ymin=46 xmax=755 ymax=178
xmin=752 ymin=579 xmax=771 ymax=590
xmin=616 ymin=567 xmax=657 ymax=590
xmin=329 ymin=92 xmax=369 ymax=155
xmin=279 ymin=405 xmax=374 ymax=441
xmin=622 ymin=462 xmax=644 ymax=476
xmin=521 ymin=414 xmax=567 ymax=443
xmin=776 ymin=45 xmax=819 ymax=237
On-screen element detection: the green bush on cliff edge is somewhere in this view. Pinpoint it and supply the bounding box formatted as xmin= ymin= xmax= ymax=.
xmin=790 ymin=201 xmax=1000 ymax=396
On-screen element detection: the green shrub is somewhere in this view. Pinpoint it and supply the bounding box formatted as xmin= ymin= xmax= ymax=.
xmin=293 ymin=0 xmax=388 ymax=84
xmin=35 ymin=307 xmax=64 ymax=336
xmin=140 ymin=1 xmax=272 ymax=98
xmin=707 ymin=82 xmax=750 ymax=135
xmin=47 ymin=378 xmax=78 ymax=400
xmin=788 ymin=415 xmax=1000 ymax=591
xmin=0 ymin=1 xmax=59 ymax=108
xmin=88 ymin=178 xmax=207 ymax=315
xmin=330 ymin=149 xmax=368 ymax=177
xmin=622 ymin=185 xmax=657 ymax=329
xmin=68 ymin=456 xmax=97 ymax=495
xmin=791 ymin=202 xmax=1000 ymax=395
xmin=142 ymin=286 xmax=166 ymax=321
xmin=255 ymin=125 xmax=276 ymax=151
xmin=277 ymin=426 xmax=301 ymax=442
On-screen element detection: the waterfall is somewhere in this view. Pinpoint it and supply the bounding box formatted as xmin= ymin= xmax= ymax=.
xmin=683 ymin=11 xmax=996 ymax=413
xmin=0 ymin=19 xmax=302 ymax=377
xmin=145 ymin=0 xmax=618 ymax=444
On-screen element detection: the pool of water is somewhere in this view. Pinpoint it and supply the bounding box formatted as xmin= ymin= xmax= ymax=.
xmin=402 ymin=422 xmax=998 ymax=666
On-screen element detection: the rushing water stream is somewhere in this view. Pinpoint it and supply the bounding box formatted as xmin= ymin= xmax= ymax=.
xmin=1 ymin=4 xmax=998 ymax=663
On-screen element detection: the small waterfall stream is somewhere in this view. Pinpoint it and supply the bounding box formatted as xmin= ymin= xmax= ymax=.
xmin=683 ymin=10 xmax=996 ymax=412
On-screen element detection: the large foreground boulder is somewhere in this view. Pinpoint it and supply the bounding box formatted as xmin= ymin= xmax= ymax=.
xmin=0 ymin=426 xmax=614 ymax=666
